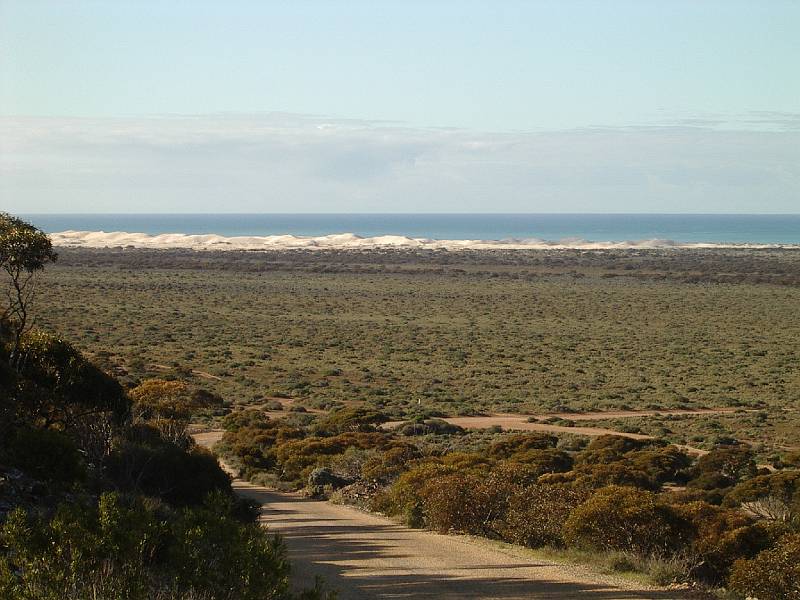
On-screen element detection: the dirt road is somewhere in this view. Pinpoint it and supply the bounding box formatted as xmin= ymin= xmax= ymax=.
xmin=194 ymin=431 xmax=683 ymax=599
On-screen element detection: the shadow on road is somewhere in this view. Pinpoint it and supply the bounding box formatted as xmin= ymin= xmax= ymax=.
xmin=234 ymin=482 xmax=683 ymax=600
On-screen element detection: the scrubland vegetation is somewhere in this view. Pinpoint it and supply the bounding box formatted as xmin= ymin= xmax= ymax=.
xmin=6 ymin=226 xmax=800 ymax=598
xmin=37 ymin=246 xmax=800 ymax=456
xmin=215 ymin=406 xmax=800 ymax=597
xmin=0 ymin=215 xmax=333 ymax=600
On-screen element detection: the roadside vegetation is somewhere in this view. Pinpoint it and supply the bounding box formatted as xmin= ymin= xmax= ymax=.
xmin=216 ymin=406 xmax=800 ymax=597
xmin=0 ymin=214 xmax=334 ymax=600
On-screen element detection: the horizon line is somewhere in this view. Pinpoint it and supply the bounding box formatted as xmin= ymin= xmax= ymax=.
xmin=20 ymin=212 xmax=800 ymax=217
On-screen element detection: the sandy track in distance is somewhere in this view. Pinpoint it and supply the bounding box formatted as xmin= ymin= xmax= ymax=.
xmin=194 ymin=431 xmax=685 ymax=599
xmin=384 ymin=408 xmax=746 ymax=446
xmin=529 ymin=408 xmax=741 ymax=421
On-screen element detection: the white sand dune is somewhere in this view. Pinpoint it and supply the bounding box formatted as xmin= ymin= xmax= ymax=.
xmin=49 ymin=230 xmax=793 ymax=251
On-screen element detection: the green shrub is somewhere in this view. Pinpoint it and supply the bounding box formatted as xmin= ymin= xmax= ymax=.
xmin=106 ymin=428 xmax=231 ymax=505
xmin=222 ymin=408 xmax=272 ymax=431
xmin=371 ymin=461 xmax=456 ymax=521
xmin=487 ymin=433 xmax=557 ymax=458
xmin=505 ymin=448 xmax=573 ymax=476
xmin=563 ymin=485 xmax=688 ymax=556
xmin=500 ymin=483 xmax=590 ymax=548
xmin=573 ymin=461 xmax=658 ymax=490
xmin=275 ymin=432 xmax=401 ymax=481
xmin=729 ymin=533 xmax=800 ymax=600
xmin=395 ymin=418 xmax=463 ymax=436
xmin=626 ymin=447 xmax=692 ymax=485
xmin=219 ymin=416 xmax=304 ymax=475
xmin=312 ymin=407 xmax=388 ymax=435
xmin=0 ymin=491 xmax=292 ymax=600
xmin=6 ymin=427 xmax=85 ymax=484
xmin=690 ymin=445 xmax=757 ymax=488
xmin=576 ymin=435 xmax=653 ymax=464
xmin=130 ymin=379 xmax=221 ymax=445
xmin=421 ymin=470 xmax=519 ymax=537
xmin=674 ymin=500 xmax=773 ymax=583
xmin=168 ymin=491 xmax=290 ymax=599
xmin=14 ymin=331 xmax=128 ymax=427
xmin=725 ymin=470 xmax=800 ymax=524
xmin=361 ymin=445 xmax=422 ymax=483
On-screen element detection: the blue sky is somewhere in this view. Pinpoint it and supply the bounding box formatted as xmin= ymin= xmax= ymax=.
xmin=1 ymin=1 xmax=798 ymax=213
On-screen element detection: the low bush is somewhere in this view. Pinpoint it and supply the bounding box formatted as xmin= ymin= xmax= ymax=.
xmin=312 ymin=407 xmax=388 ymax=435
xmin=371 ymin=461 xmax=456 ymax=522
xmin=500 ymin=483 xmax=590 ymax=548
xmin=690 ymin=445 xmax=757 ymax=488
xmin=421 ymin=470 xmax=519 ymax=538
xmin=729 ymin=533 xmax=800 ymax=600
xmin=487 ymin=433 xmax=558 ymax=458
xmin=563 ymin=485 xmax=688 ymax=556
xmin=674 ymin=500 xmax=773 ymax=583
xmin=106 ymin=428 xmax=231 ymax=506
xmin=395 ymin=418 xmax=463 ymax=436
xmin=5 ymin=427 xmax=85 ymax=485
xmin=725 ymin=470 xmax=800 ymax=524
xmin=361 ymin=445 xmax=422 ymax=483
xmin=0 ymin=491 xmax=291 ymax=600
xmin=276 ymin=432 xmax=401 ymax=481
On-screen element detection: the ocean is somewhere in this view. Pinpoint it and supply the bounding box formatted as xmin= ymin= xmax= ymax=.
xmin=21 ymin=213 xmax=800 ymax=245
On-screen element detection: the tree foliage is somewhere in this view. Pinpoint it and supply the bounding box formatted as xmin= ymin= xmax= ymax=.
xmin=130 ymin=379 xmax=221 ymax=445
xmin=13 ymin=330 xmax=128 ymax=428
xmin=0 ymin=213 xmax=57 ymax=361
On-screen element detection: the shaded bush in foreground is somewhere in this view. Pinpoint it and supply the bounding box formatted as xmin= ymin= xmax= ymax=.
xmin=729 ymin=533 xmax=800 ymax=600
xmin=0 ymin=492 xmax=290 ymax=600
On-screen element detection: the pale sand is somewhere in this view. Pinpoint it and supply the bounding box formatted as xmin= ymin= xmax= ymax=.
xmin=49 ymin=229 xmax=794 ymax=251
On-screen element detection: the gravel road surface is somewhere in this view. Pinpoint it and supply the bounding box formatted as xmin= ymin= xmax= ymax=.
xmin=195 ymin=431 xmax=686 ymax=599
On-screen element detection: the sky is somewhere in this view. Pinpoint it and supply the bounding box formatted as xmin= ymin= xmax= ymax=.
xmin=1 ymin=0 xmax=798 ymax=213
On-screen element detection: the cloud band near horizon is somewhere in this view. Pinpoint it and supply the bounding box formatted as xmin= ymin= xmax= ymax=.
xmin=2 ymin=113 xmax=798 ymax=213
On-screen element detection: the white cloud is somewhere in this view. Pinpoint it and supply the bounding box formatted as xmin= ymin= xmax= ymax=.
xmin=1 ymin=114 xmax=798 ymax=213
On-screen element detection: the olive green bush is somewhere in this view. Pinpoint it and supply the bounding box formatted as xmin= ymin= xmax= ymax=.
xmin=4 ymin=427 xmax=85 ymax=485
xmin=690 ymin=445 xmax=757 ymax=489
xmin=13 ymin=331 xmax=127 ymax=428
xmin=674 ymin=501 xmax=774 ymax=583
xmin=725 ymin=470 xmax=800 ymax=524
xmin=563 ymin=485 xmax=689 ymax=556
xmin=500 ymin=483 xmax=590 ymax=548
xmin=0 ymin=492 xmax=290 ymax=600
xmin=729 ymin=533 xmax=800 ymax=600
xmin=106 ymin=428 xmax=231 ymax=506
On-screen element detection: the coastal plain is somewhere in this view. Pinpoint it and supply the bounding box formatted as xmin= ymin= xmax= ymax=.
xmin=36 ymin=246 xmax=800 ymax=459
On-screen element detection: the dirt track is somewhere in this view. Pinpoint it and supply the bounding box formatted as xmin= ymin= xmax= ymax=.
xmin=194 ymin=431 xmax=685 ymax=599
xmin=384 ymin=408 xmax=746 ymax=454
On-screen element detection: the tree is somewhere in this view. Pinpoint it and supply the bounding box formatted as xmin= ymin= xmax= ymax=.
xmin=14 ymin=330 xmax=127 ymax=429
xmin=0 ymin=213 xmax=57 ymax=366
xmin=130 ymin=379 xmax=221 ymax=445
